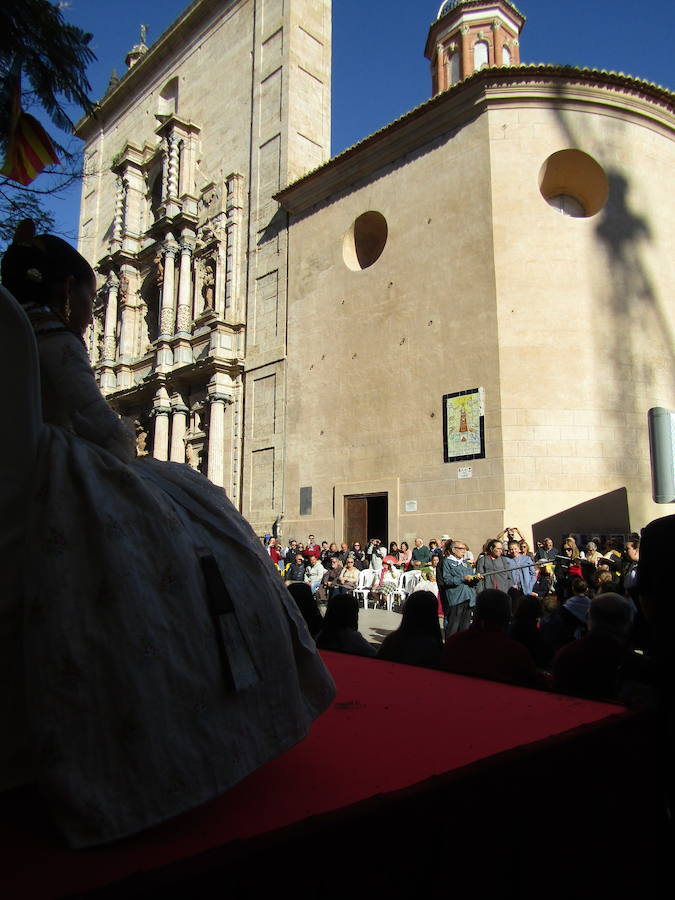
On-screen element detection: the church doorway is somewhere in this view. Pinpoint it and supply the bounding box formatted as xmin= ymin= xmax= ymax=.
xmin=344 ymin=493 xmax=388 ymax=548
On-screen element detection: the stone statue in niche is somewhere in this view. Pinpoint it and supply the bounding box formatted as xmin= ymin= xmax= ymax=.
xmin=134 ymin=419 xmax=148 ymax=457
xmin=154 ymin=251 xmax=164 ymax=285
xmin=201 ymin=263 xmax=215 ymax=310
xmin=118 ymin=275 xmax=129 ymax=302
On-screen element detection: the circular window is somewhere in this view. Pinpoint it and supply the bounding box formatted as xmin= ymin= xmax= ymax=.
xmin=343 ymin=211 xmax=388 ymax=271
xmin=539 ymin=149 xmax=609 ymax=218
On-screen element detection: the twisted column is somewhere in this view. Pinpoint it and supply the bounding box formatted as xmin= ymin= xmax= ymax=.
xmin=167 ymin=135 xmax=180 ymax=200
xmin=113 ymin=176 xmax=125 ymax=244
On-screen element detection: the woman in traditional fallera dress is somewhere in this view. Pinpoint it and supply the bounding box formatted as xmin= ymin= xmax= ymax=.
xmin=0 ymin=222 xmax=335 ymax=848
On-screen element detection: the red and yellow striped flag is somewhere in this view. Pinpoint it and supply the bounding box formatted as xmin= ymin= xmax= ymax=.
xmin=1 ymin=70 xmax=60 ymax=186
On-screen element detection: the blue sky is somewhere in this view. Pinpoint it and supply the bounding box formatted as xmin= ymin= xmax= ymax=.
xmin=31 ymin=0 xmax=675 ymax=238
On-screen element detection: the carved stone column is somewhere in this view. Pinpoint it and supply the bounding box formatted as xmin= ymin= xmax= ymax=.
xmin=102 ymin=272 xmax=119 ymax=362
xmin=170 ymin=397 xmax=189 ymax=463
xmin=176 ymin=238 xmax=194 ymax=335
xmin=151 ymin=387 xmax=171 ymax=461
xmin=206 ymin=392 xmax=230 ymax=487
xmin=159 ymin=241 xmax=178 ymax=338
xmin=117 ymin=268 xmax=136 ymax=359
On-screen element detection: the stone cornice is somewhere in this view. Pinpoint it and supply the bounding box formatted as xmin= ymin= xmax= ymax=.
xmin=74 ymin=0 xmax=240 ymax=140
xmin=275 ymin=65 xmax=675 ymax=216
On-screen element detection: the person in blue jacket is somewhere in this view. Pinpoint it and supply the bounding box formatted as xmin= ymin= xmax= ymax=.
xmin=440 ymin=540 xmax=483 ymax=635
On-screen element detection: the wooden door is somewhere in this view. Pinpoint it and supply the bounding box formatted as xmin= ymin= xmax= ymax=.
xmin=344 ymin=496 xmax=368 ymax=548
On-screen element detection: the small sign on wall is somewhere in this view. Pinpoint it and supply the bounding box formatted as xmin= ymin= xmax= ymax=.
xmin=458 ymin=466 xmax=473 ymax=479
xmin=405 ymin=500 xmax=418 ymax=512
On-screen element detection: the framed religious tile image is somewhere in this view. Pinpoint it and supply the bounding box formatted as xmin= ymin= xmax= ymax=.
xmin=443 ymin=387 xmax=485 ymax=463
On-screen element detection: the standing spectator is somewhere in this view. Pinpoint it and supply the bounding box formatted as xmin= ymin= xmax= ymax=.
xmin=366 ymin=538 xmax=385 ymax=571
xmin=507 ymin=540 xmax=537 ymax=598
xmin=351 ymin=541 xmax=367 ymax=570
xmin=267 ymin=538 xmax=283 ymax=569
xmin=441 ymin=540 xmax=482 ymax=635
xmin=476 ymin=539 xmax=514 ymax=596
xmin=377 ymin=591 xmax=443 ymax=668
xmin=584 ymin=541 xmax=602 ymax=566
xmin=554 ymin=541 xmax=583 ymax=602
xmin=284 ymin=539 xmax=299 ymax=566
xmin=304 ymin=534 xmax=321 ymax=560
xmin=411 ymin=538 xmax=431 ymax=568
xmin=536 ymin=537 xmax=558 ymax=562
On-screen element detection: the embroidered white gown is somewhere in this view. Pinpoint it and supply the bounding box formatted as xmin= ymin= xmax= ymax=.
xmin=0 ymin=286 xmax=335 ymax=848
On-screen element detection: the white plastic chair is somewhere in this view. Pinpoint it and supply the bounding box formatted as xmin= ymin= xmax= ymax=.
xmin=402 ymin=570 xmax=422 ymax=599
xmin=354 ymin=568 xmax=375 ymax=608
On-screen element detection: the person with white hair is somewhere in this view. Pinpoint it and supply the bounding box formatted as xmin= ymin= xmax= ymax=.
xmin=552 ymin=593 xmax=654 ymax=702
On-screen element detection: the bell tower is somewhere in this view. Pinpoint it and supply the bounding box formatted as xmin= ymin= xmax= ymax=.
xmin=425 ymin=0 xmax=525 ymax=95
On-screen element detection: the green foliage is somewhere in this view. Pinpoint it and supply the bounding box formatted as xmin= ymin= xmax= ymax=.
xmin=0 ymin=0 xmax=95 ymax=150
xmin=0 ymin=0 xmax=96 ymax=246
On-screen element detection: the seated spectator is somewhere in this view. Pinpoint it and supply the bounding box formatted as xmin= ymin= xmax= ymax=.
xmin=538 ymin=596 xmax=573 ymax=668
xmin=398 ymin=540 xmax=412 ymax=570
xmin=287 ymin=582 xmax=324 ymax=639
xmin=333 ymin=555 xmax=360 ymax=595
xmin=562 ymin=578 xmax=592 ymax=639
xmin=411 ymin=538 xmax=431 ymax=568
xmin=377 ymin=591 xmax=443 ymax=668
xmin=441 ymin=589 xmax=546 ymax=689
xmin=416 ymin=566 xmax=443 ymax=616
xmin=388 ymin=541 xmax=401 ymax=562
xmin=285 ymin=552 xmax=307 ymax=584
xmin=369 ymin=560 xmax=399 ymax=606
xmin=507 ymin=594 xmax=548 ymax=667
xmin=337 ymin=542 xmax=350 ymax=563
xmin=552 ymin=593 xmax=656 ymax=705
xmin=305 ymin=554 xmax=326 ymax=595
xmin=316 ymin=556 xmax=343 ymax=604
xmin=316 ymin=594 xmax=376 ymax=657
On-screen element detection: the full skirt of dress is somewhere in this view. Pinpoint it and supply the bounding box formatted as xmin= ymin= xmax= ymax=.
xmin=20 ymin=425 xmax=335 ymax=848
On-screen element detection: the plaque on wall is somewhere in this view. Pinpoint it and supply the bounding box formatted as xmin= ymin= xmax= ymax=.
xmin=443 ymin=387 xmax=485 ymax=463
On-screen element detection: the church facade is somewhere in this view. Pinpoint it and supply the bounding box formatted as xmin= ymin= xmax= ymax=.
xmin=77 ymin=0 xmax=675 ymax=549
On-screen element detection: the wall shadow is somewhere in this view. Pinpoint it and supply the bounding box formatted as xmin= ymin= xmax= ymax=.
xmin=533 ymin=487 xmax=630 ymax=545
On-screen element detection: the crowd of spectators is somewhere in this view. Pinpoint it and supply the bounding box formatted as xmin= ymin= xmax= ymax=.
xmin=265 ymin=528 xmax=657 ymax=707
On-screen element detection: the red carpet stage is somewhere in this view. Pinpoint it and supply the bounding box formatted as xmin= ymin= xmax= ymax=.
xmin=1 ymin=652 xmax=668 ymax=898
